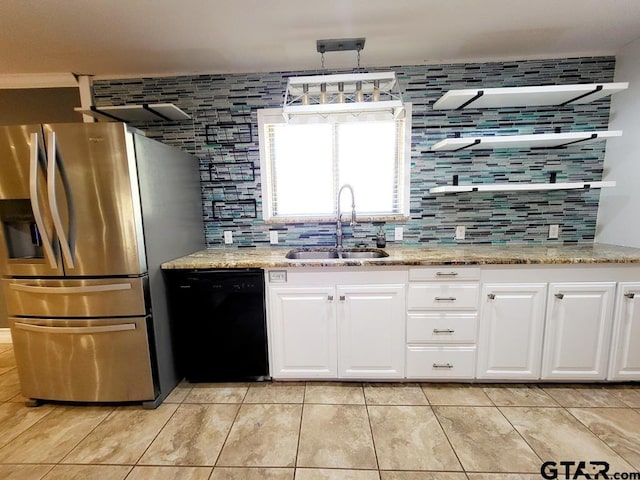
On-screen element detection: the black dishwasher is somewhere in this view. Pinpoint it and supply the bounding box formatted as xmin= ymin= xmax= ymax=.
xmin=164 ymin=269 xmax=269 ymax=382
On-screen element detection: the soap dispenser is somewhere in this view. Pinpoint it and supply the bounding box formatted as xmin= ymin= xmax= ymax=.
xmin=374 ymin=222 xmax=386 ymax=248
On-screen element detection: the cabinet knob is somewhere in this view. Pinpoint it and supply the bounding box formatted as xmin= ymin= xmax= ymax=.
xmin=625 ymin=292 xmax=636 ymax=299
xmin=327 ymin=295 xmax=334 ymax=301
xmin=339 ymin=295 xmax=346 ymax=301
xmin=433 ymin=363 xmax=454 ymax=369
xmin=555 ymin=293 xmax=565 ymax=300
xmin=487 ymin=293 xmax=496 ymax=300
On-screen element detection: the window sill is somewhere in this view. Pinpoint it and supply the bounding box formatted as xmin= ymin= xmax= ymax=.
xmin=264 ymin=214 xmax=409 ymax=225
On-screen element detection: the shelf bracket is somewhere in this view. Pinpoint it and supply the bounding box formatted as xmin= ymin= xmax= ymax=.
xmin=453 ymin=138 xmax=481 ymax=152
xmin=456 ymin=90 xmax=484 ymax=109
xmin=87 ymin=106 xmax=126 ymax=122
xmin=553 ymin=133 xmax=598 ymax=149
xmin=142 ymin=104 xmax=172 ymax=121
xmin=560 ymin=84 xmax=603 ymax=106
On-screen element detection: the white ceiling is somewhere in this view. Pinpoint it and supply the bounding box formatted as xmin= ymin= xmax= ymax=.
xmin=2 ymin=0 xmax=640 ymax=79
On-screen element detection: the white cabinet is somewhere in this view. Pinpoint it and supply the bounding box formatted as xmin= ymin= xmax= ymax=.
xmin=477 ymin=284 xmax=547 ymax=380
xmin=337 ymin=284 xmax=405 ymax=378
xmin=541 ymin=282 xmax=615 ymax=380
xmin=267 ymin=269 xmax=407 ymax=380
xmin=269 ymin=286 xmax=337 ymax=378
xmin=406 ymin=267 xmax=480 ymax=379
xmin=608 ymin=283 xmax=640 ymax=380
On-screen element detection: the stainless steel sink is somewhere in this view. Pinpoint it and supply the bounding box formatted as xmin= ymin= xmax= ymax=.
xmin=340 ymin=249 xmax=388 ymax=259
xmin=285 ymin=249 xmax=339 ymax=259
xmin=285 ymin=248 xmax=388 ymax=260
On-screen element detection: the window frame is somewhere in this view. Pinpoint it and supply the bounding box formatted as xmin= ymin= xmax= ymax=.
xmin=258 ymin=104 xmax=412 ymax=223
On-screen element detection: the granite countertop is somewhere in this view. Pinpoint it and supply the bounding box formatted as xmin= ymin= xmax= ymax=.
xmin=161 ymin=243 xmax=640 ymax=269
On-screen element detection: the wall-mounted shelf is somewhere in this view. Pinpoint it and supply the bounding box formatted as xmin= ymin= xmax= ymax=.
xmin=433 ymin=82 xmax=628 ymax=110
xmin=75 ymin=103 xmax=191 ymax=122
xmin=431 ymin=130 xmax=622 ymax=152
xmin=430 ymin=181 xmax=616 ymax=194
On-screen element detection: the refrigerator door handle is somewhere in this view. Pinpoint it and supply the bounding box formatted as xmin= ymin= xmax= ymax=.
xmin=47 ymin=131 xmax=75 ymax=269
xmin=29 ymin=132 xmax=57 ymax=269
xmin=8 ymin=282 xmax=132 ymax=295
xmin=14 ymin=322 xmax=136 ymax=335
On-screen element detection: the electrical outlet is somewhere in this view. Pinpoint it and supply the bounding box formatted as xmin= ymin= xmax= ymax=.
xmin=548 ymin=224 xmax=559 ymax=239
xmin=269 ymin=230 xmax=279 ymax=244
xmin=224 ymin=230 xmax=233 ymax=244
xmin=455 ymin=225 xmax=466 ymax=240
xmin=394 ymin=226 xmax=403 ymax=241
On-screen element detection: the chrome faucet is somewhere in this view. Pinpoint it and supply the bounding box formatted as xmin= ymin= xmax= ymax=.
xmin=336 ymin=184 xmax=357 ymax=249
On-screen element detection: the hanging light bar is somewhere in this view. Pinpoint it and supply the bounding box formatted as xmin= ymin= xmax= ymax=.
xmin=282 ymin=71 xmax=405 ymax=122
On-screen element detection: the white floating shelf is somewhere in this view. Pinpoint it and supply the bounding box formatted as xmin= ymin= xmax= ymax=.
xmin=431 ymin=130 xmax=622 ymax=152
xmin=75 ymin=103 xmax=191 ymax=122
xmin=430 ymin=181 xmax=616 ymax=194
xmin=433 ymin=82 xmax=628 ymax=110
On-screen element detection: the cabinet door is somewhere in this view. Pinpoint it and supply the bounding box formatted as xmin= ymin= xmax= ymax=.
xmin=608 ymin=283 xmax=640 ymax=380
xmin=477 ymin=284 xmax=546 ymax=380
xmin=542 ymin=282 xmax=615 ymax=380
xmin=269 ymin=286 xmax=337 ymax=379
xmin=337 ymin=284 xmax=405 ymax=379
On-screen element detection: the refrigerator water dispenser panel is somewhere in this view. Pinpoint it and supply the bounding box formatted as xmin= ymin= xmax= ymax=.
xmin=0 ymin=199 xmax=43 ymax=259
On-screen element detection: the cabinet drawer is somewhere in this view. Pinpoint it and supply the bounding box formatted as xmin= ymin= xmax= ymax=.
xmin=406 ymin=345 xmax=476 ymax=379
xmin=408 ymin=284 xmax=479 ymax=310
xmin=407 ymin=313 xmax=477 ymax=343
xmin=409 ymin=267 xmax=480 ymax=282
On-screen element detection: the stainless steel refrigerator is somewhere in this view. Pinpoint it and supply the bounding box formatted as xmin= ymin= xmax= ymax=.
xmin=0 ymin=122 xmax=204 ymax=408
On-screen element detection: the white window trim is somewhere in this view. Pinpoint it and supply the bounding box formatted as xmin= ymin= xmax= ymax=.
xmin=258 ymin=104 xmax=412 ymax=223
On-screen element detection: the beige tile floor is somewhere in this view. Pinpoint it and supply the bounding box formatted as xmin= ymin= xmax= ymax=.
xmin=0 ymin=343 xmax=638 ymax=480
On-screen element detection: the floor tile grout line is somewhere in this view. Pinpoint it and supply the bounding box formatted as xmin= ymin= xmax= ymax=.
xmin=559 ymin=403 xmax=640 ymax=469
xmin=428 ymin=403 xmax=468 ymax=475
xmin=0 ymin=401 xmax=59 ymax=451
xmin=492 ymin=404 xmax=545 ymax=467
xmin=210 ymin=398 xmax=245 ymax=470
xmin=293 ymin=389 xmax=306 ymax=476
xmin=131 ymin=402 xmax=183 ymax=467
xmin=363 ymin=403 xmax=381 ymax=475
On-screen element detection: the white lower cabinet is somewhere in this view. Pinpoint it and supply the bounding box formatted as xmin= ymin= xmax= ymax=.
xmin=541 ymin=282 xmax=615 ymax=380
xmin=608 ymin=283 xmax=640 ymax=380
xmin=477 ymin=284 xmax=547 ymax=380
xmin=269 ymin=286 xmax=337 ymax=378
xmin=337 ymin=284 xmax=405 ymax=378
xmin=406 ymin=345 xmax=476 ymax=378
xmin=267 ymin=270 xmax=406 ymax=380
xmin=406 ymin=267 xmax=480 ymax=379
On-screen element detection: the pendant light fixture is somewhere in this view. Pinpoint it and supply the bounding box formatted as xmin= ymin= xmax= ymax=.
xmin=282 ymin=38 xmax=405 ymax=122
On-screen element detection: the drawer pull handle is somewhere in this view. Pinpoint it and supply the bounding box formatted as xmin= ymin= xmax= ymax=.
xmin=433 ymin=363 xmax=454 ymax=369
xmin=435 ymin=297 xmax=456 ymax=302
xmin=487 ymin=293 xmax=496 ymax=300
xmin=327 ymin=295 xmax=334 ymax=301
xmin=433 ymin=329 xmax=455 ymax=334
xmin=555 ymin=293 xmax=565 ymax=300
xmin=625 ymin=292 xmax=636 ymax=299
xmin=339 ymin=295 xmax=346 ymax=301
xmin=436 ymin=272 xmax=459 ymax=277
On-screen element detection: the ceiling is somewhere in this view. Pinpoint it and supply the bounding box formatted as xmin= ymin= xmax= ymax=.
xmin=2 ymin=0 xmax=640 ymax=79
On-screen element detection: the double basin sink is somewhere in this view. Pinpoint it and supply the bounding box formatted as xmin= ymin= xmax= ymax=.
xmin=285 ymin=247 xmax=389 ymax=260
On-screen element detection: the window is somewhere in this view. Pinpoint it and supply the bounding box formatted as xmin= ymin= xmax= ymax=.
xmin=258 ymin=105 xmax=411 ymax=221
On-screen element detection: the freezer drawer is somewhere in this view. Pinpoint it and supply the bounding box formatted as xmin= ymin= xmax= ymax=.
xmin=11 ymin=316 xmax=155 ymax=402
xmin=3 ymin=277 xmax=147 ymax=317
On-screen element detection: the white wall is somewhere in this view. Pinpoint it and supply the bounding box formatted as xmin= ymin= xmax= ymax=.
xmin=596 ymin=37 xmax=640 ymax=247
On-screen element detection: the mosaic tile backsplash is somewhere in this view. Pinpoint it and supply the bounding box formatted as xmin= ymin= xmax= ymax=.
xmin=93 ymin=57 xmax=615 ymax=248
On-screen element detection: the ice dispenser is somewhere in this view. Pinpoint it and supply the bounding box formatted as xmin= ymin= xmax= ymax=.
xmin=0 ymin=199 xmax=43 ymax=259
